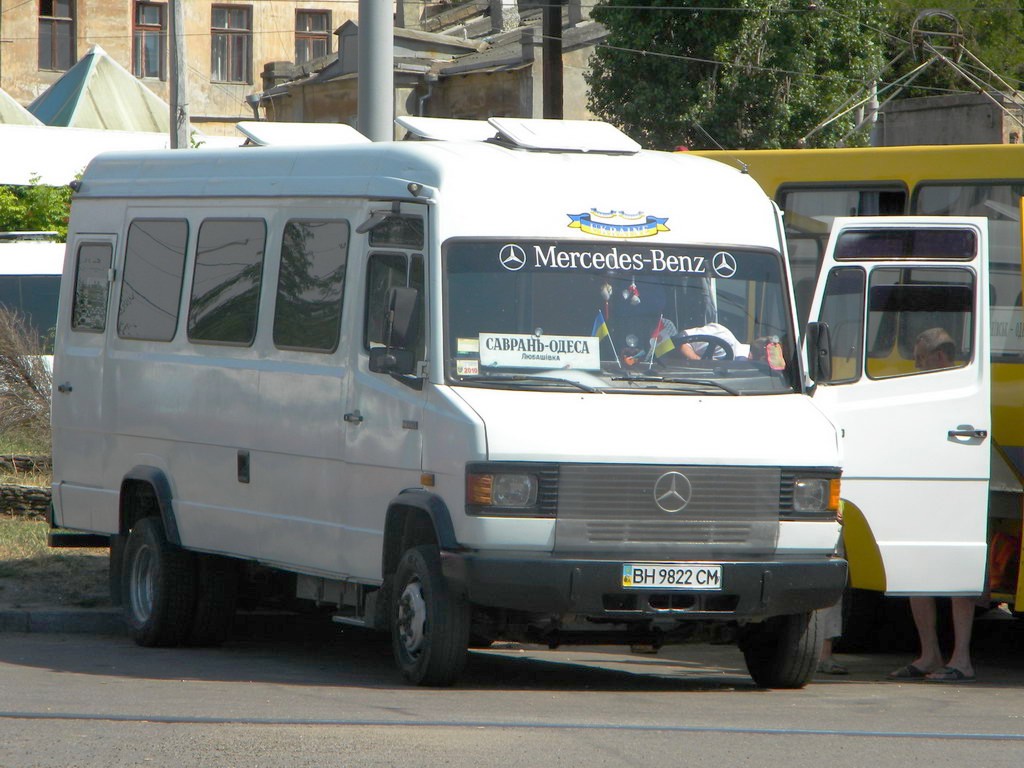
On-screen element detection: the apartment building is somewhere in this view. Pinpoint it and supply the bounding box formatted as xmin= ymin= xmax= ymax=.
xmin=0 ymin=1 xmax=356 ymax=134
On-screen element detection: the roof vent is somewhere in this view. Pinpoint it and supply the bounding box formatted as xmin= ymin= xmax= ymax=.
xmin=488 ymin=118 xmax=641 ymax=154
xmin=396 ymin=116 xmax=497 ymax=142
xmin=236 ymin=121 xmax=370 ymax=146
xmin=395 ymin=116 xmax=642 ymax=154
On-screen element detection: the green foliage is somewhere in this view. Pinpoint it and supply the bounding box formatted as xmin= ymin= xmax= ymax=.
xmin=0 ymin=177 xmax=73 ymax=240
xmin=587 ymin=0 xmax=889 ymax=149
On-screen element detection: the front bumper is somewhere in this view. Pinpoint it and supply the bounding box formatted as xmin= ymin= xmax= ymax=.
xmin=442 ymin=551 xmax=847 ymax=621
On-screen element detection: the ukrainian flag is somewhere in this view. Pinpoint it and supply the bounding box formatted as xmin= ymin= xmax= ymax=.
xmin=651 ymin=316 xmax=676 ymax=358
xmin=592 ymin=310 xmax=610 ymax=339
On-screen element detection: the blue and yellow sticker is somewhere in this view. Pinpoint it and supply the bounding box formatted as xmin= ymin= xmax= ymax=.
xmin=568 ymin=209 xmax=670 ymax=239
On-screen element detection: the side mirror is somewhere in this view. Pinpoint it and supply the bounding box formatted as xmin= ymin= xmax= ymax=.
xmin=369 ymin=286 xmax=420 ymax=377
xmin=386 ymin=286 xmax=419 ymax=350
xmin=369 ymin=346 xmax=416 ymax=375
xmin=805 ymin=321 xmax=833 ymax=383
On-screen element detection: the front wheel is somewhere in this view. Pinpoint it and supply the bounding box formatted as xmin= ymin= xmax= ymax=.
xmin=391 ymin=545 xmax=470 ymax=686
xmin=738 ymin=611 xmax=822 ymax=689
xmin=122 ymin=517 xmax=197 ymax=647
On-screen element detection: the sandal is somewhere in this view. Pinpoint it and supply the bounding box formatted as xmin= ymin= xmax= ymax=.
xmin=887 ymin=663 xmax=929 ymax=680
xmin=926 ymin=666 xmax=975 ymax=683
xmin=817 ymin=658 xmax=849 ymax=675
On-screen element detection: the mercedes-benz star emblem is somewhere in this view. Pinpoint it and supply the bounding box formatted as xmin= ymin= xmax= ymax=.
xmin=711 ymin=251 xmax=737 ymax=279
xmin=653 ymin=471 xmax=692 ymax=514
xmin=498 ymin=244 xmax=527 ymax=271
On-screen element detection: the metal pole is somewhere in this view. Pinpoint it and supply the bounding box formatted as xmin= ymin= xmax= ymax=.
xmin=542 ymin=1 xmax=563 ymax=119
xmin=358 ymin=0 xmax=394 ymax=142
xmin=168 ymin=0 xmax=190 ymax=148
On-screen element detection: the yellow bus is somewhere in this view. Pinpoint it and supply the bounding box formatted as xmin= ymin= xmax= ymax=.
xmin=694 ymin=144 xmax=1024 ymax=629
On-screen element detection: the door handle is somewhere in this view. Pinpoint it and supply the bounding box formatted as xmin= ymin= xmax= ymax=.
xmin=57 ymin=382 xmax=73 ymax=394
xmin=948 ymin=427 xmax=987 ymax=440
xmin=344 ymin=410 xmax=363 ymax=424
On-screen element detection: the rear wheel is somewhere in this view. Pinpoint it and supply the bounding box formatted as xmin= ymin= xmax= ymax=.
xmin=122 ymin=517 xmax=196 ymax=647
xmin=738 ymin=610 xmax=822 ymax=689
xmin=391 ymin=545 xmax=470 ymax=686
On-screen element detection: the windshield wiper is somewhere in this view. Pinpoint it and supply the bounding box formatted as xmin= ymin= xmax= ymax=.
xmin=610 ymin=374 xmax=740 ymax=395
xmin=466 ymin=372 xmax=601 ymax=393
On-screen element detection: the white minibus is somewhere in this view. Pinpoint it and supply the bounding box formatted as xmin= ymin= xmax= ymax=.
xmin=50 ymin=118 xmax=977 ymax=688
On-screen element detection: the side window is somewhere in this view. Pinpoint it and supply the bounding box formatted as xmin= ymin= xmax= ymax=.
xmin=118 ymin=219 xmax=188 ymax=341
xmin=273 ymin=219 xmax=350 ymax=352
xmin=915 ymin=182 xmax=1024 ymax=361
xmin=71 ymin=242 xmax=112 ymax=333
xmin=187 ymin=219 xmax=266 ymax=345
xmin=818 ymin=267 xmax=865 ymax=384
xmin=364 ymin=252 xmax=425 ymax=357
xmin=865 ymin=267 xmax=974 ymax=379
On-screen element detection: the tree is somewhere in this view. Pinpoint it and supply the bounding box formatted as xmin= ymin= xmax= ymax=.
xmin=587 ymin=0 xmax=889 ymax=150
xmin=0 ymin=177 xmax=73 ymax=240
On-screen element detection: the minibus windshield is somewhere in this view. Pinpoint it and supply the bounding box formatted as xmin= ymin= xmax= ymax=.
xmin=443 ymin=239 xmax=798 ymax=394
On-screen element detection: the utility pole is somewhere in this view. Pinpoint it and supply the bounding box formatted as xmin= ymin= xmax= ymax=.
xmin=168 ymin=0 xmax=190 ymax=148
xmin=357 ymin=0 xmax=393 ymax=142
xmin=542 ymin=0 xmax=563 ymax=119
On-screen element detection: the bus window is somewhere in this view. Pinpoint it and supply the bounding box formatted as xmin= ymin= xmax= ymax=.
xmin=865 ymin=267 xmax=974 ymax=379
xmin=0 ymin=275 xmax=60 ymax=352
xmin=778 ymin=185 xmax=906 ymax=324
xmin=915 ymin=182 xmax=1024 ymax=361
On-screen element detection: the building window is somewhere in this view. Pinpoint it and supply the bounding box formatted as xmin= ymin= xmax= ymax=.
xmin=295 ymin=10 xmax=331 ymax=65
xmin=133 ymin=2 xmax=167 ymax=80
xmin=211 ymin=5 xmax=252 ymax=83
xmin=39 ymin=0 xmax=75 ymax=71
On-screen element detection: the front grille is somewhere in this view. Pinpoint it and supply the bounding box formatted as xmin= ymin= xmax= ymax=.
xmin=553 ymin=464 xmax=781 ymax=554
xmin=585 ymin=520 xmax=753 ymax=544
xmin=557 ymin=464 xmax=781 ymax=519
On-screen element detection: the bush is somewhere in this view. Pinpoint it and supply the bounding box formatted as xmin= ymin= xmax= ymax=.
xmin=0 ymin=178 xmax=72 ymax=240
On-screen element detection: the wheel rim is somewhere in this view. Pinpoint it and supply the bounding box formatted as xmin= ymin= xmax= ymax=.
xmin=128 ymin=543 xmax=156 ymax=624
xmin=396 ymin=577 xmax=427 ymax=658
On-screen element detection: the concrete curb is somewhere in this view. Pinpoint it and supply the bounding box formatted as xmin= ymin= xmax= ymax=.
xmin=0 ymin=608 xmax=125 ymax=635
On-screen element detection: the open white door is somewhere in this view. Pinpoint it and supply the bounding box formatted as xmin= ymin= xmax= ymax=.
xmin=807 ymin=217 xmax=990 ymax=596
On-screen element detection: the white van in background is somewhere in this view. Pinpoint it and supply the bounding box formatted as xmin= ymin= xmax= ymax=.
xmin=51 ymin=118 xmax=879 ymax=688
xmin=0 ymin=232 xmax=63 ymax=355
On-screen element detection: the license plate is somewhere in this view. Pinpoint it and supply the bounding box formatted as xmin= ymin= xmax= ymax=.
xmin=621 ymin=563 xmax=723 ymax=591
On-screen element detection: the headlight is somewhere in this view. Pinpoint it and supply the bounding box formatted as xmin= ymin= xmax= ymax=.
xmin=466 ymin=463 xmax=555 ymax=516
xmin=792 ymin=477 xmax=841 ymax=516
xmin=468 ymin=473 xmax=537 ymax=507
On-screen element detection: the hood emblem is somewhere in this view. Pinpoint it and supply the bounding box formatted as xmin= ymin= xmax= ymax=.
xmin=653 ymin=471 xmax=692 ymax=513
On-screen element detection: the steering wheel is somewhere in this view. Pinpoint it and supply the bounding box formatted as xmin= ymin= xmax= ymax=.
xmin=675 ymin=334 xmax=734 ymax=361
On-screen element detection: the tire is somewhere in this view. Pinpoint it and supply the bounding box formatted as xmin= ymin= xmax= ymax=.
xmin=738 ymin=610 xmax=822 ymax=689
xmin=122 ymin=517 xmax=197 ymax=647
xmin=185 ymin=554 xmax=239 ymax=647
xmin=391 ymin=545 xmax=470 ymax=686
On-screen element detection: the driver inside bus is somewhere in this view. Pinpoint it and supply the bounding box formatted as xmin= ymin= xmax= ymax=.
xmin=677 ymin=321 xmax=750 ymax=360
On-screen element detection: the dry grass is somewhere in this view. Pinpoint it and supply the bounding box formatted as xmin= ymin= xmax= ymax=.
xmin=0 ymin=310 xmax=52 ymax=439
xmin=0 ymin=517 xmax=109 ymax=609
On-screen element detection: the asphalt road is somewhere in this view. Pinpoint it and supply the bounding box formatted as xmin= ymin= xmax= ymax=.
xmin=2 ymin=616 xmax=1024 ymax=767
